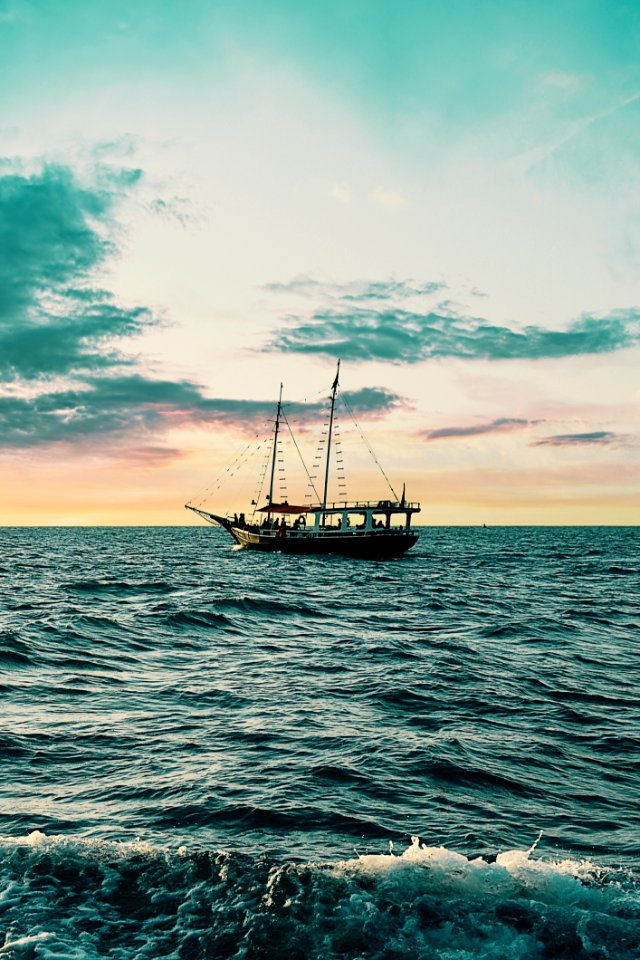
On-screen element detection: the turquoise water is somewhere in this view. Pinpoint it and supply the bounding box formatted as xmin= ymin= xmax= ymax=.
xmin=0 ymin=526 xmax=638 ymax=958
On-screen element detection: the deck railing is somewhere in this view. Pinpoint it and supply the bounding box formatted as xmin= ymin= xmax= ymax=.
xmin=244 ymin=526 xmax=413 ymax=539
xmin=303 ymin=500 xmax=420 ymax=512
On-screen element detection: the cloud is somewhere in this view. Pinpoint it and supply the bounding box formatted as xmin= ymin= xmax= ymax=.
xmin=0 ymin=378 xmax=267 ymax=447
xmin=425 ymin=417 xmax=532 ymax=440
xmin=424 ymin=419 xmax=635 ymax=447
xmin=0 ymin=164 xmax=400 ymax=451
xmin=511 ymin=88 xmax=640 ymax=176
xmin=532 ymin=431 xmax=622 ymax=447
xmin=0 ymin=299 xmax=153 ymax=380
xmin=0 ymin=377 xmax=401 ymax=448
xmin=147 ymin=195 xmax=201 ymax=227
xmin=371 ymin=186 xmax=407 ymax=207
xmin=265 ymin=279 xmax=640 ymax=363
xmin=0 ymin=164 xmax=106 ymax=323
xmin=338 ymin=386 xmax=402 ymax=416
xmin=329 ymin=184 xmax=351 ymax=204
xmin=341 ymin=280 xmax=445 ymax=302
xmin=264 ymin=277 xmax=446 ymax=302
xmin=538 ymin=72 xmax=583 ymax=93
xmin=0 ymin=161 xmax=177 ymax=449
xmin=0 ymin=162 xmax=150 ymax=381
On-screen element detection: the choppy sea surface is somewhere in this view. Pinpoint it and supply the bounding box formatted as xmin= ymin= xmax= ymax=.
xmin=0 ymin=525 xmax=639 ymax=959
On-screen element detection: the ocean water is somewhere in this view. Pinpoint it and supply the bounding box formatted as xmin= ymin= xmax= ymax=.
xmin=0 ymin=525 xmax=638 ymax=959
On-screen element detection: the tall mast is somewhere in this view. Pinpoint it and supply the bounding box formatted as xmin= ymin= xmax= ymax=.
xmin=267 ymin=383 xmax=283 ymax=513
xmin=321 ymin=360 xmax=340 ymax=512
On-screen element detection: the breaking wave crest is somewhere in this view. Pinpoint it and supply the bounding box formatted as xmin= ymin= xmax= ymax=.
xmin=1 ymin=832 xmax=638 ymax=959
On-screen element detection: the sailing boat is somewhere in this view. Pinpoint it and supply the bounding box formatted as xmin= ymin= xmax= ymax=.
xmin=185 ymin=362 xmax=420 ymax=557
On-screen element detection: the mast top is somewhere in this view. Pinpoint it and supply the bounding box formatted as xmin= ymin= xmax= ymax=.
xmin=331 ymin=359 xmax=340 ymax=393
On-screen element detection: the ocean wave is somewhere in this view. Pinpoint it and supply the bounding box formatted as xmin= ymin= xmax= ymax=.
xmin=214 ymin=595 xmax=329 ymax=619
xmin=1 ymin=525 xmax=639 ymax=956
xmin=60 ymin=579 xmax=176 ymax=595
xmin=0 ymin=633 xmax=33 ymax=668
xmin=158 ymin=609 xmax=240 ymax=630
xmin=0 ymin=832 xmax=638 ymax=959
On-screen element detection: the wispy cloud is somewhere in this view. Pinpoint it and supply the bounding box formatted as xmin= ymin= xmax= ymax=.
xmin=371 ymin=186 xmax=407 ymax=208
xmin=532 ymin=431 xmax=623 ymax=447
xmin=425 ymin=417 xmax=533 ymax=440
xmin=513 ymin=88 xmax=640 ymax=174
xmin=147 ymin=195 xmax=201 ymax=227
xmin=424 ymin=419 xmax=636 ymax=448
xmin=265 ymin=278 xmax=640 ymax=363
xmin=329 ymin=184 xmax=351 ymax=204
xmin=538 ymin=72 xmax=583 ymax=93
xmin=264 ymin=277 xmax=446 ymax=302
xmin=340 ymin=280 xmax=445 ymax=302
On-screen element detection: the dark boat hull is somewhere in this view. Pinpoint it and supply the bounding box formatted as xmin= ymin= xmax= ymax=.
xmin=230 ymin=527 xmax=419 ymax=558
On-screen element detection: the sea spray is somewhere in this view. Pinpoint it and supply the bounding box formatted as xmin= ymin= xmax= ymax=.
xmin=0 ymin=833 xmax=638 ymax=959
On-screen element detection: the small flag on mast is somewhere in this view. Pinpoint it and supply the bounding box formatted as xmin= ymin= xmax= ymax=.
xmin=331 ymin=359 xmax=341 ymax=392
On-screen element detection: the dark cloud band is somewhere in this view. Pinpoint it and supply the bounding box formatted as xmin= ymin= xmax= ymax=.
xmin=0 ymin=378 xmax=401 ymax=448
xmin=532 ymin=431 xmax=620 ymax=446
xmin=265 ymin=280 xmax=640 ymax=363
xmin=425 ymin=417 xmax=531 ymax=440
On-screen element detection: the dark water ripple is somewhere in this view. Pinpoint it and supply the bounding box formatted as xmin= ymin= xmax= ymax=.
xmin=0 ymin=525 xmax=638 ymax=957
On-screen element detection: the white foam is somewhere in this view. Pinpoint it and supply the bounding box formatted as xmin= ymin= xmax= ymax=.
xmin=0 ymin=932 xmax=51 ymax=953
xmin=331 ymin=834 xmax=630 ymax=915
xmin=1 ymin=831 xmax=162 ymax=861
xmin=1 ymin=832 xmax=638 ymax=960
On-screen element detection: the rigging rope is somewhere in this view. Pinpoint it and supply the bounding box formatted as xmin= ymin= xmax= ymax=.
xmin=187 ymin=378 xmax=401 ymax=514
xmin=186 ymin=428 xmax=268 ymax=508
xmin=250 ymin=434 xmax=273 ymax=518
xmin=281 ymin=410 xmax=322 ymax=504
xmin=338 ymin=390 xmax=399 ymax=501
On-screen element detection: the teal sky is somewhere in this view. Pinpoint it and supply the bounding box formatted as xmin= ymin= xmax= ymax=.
xmin=3 ymin=2 xmax=639 ymax=109
xmin=0 ymin=3 xmax=635 ymax=124
xmin=4 ymin=0 xmax=639 ymax=183
xmin=0 ymin=0 xmax=638 ymax=523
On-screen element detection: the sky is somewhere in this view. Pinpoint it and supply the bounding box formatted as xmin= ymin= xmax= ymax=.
xmin=0 ymin=0 xmax=638 ymax=525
